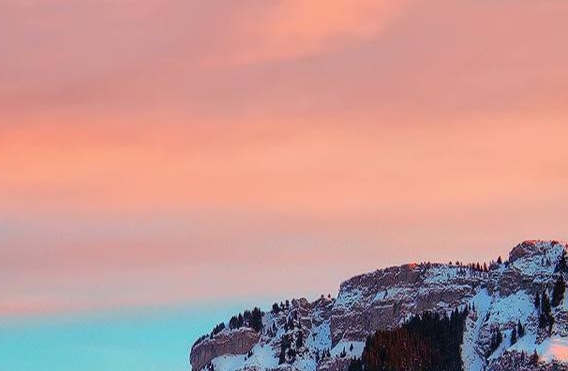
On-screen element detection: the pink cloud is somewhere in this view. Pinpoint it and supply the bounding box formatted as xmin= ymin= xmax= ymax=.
xmin=2 ymin=0 xmax=568 ymax=316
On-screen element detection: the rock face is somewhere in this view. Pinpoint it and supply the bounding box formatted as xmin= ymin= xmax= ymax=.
xmin=189 ymin=240 xmax=568 ymax=371
xmin=190 ymin=328 xmax=260 ymax=371
xmin=331 ymin=263 xmax=483 ymax=346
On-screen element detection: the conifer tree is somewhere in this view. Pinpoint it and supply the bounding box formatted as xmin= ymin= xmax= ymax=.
xmin=556 ymin=250 xmax=567 ymax=272
xmin=517 ymin=321 xmax=525 ymax=338
xmin=510 ymin=327 xmax=517 ymax=345
xmin=530 ymin=350 xmax=539 ymax=366
xmin=552 ymin=275 xmax=565 ymax=307
xmin=249 ymin=307 xmax=263 ymax=332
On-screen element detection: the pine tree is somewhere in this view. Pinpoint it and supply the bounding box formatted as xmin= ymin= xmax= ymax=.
xmin=517 ymin=321 xmax=525 ymax=338
xmin=348 ymin=358 xmax=363 ymax=371
xmin=250 ymin=307 xmax=263 ymax=332
xmin=552 ymin=275 xmax=565 ymax=307
xmin=556 ymin=250 xmax=567 ymax=273
xmin=530 ymin=350 xmax=539 ymax=366
xmin=296 ymin=331 xmax=304 ymax=348
xmin=510 ymin=327 xmax=517 ymax=345
xmin=272 ymin=303 xmax=280 ymax=314
xmin=542 ymin=292 xmax=551 ymax=315
xmin=497 ymin=256 xmax=503 ymax=265
xmin=534 ymin=292 xmax=541 ymax=310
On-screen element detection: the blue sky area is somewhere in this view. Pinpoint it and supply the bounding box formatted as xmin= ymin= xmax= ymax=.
xmin=0 ymin=300 xmax=270 ymax=371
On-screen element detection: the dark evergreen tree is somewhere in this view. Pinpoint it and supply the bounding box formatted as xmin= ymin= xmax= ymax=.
xmin=359 ymin=309 xmax=468 ymax=371
xmin=534 ymin=292 xmax=541 ymax=310
xmin=272 ymin=303 xmax=281 ymax=314
xmin=556 ymin=250 xmax=567 ymax=273
xmin=211 ymin=322 xmax=226 ymax=336
xmin=538 ymin=291 xmax=555 ymax=331
xmin=296 ymin=331 xmax=304 ymax=349
xmin=552 ymin=275 xmax=565 ymax=307
xmin=489 ymin=327 xmax=503 ymax=355
xmin=250 ymin=307 xmax=263 ymax=332
xmin=510 ymin=327 xmax=517 ymax=346
xmin=530 ymin=350 xmax=539 ymax=366
xmin=517 ymin=321 xmax=525 ymax=338
xmin=347 ymin=358 xmax=363 ymax=371
xmin=279 ymin=334 xmax=291 ymax=364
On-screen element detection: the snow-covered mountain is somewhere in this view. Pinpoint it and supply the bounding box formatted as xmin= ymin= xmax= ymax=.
xmin=190 ymin=240 xmax=568 ymax=371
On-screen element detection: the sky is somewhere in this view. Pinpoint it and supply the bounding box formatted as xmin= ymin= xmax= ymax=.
xmin=1 ymin=0 xmax=568 ymax=369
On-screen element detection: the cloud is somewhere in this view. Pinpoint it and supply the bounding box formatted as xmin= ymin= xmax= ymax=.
xmin=200 ymin=0 xmax=407 ymax=66
xmin=2 ymin=0 xmax=568 ymax=316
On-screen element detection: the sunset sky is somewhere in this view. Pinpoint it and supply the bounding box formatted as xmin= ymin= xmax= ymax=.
xmin=2 ymin=0 xmax=568 ymax=370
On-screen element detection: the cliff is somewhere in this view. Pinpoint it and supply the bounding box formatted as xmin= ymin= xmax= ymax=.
xmin=190 ymin=240 xmax=568 ymax=371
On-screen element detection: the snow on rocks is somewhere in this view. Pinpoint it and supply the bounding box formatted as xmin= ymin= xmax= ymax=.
xmin=191 ymin=240 xmax=568 ymax=371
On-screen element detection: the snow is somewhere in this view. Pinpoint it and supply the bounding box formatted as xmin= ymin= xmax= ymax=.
xmin=509 ymin=335 xmax=568 ymax=364
xmin=198 ymin=240 xmax=568 ymax=371
xmin=462 ymin=289 xmax=491 ymax=371
xmin=212 ymin=354 xmax=246 ymax=371
xmin=487 ymin=290 xmax=534 ymax=325
xmin=306 ymin=320 xmax=332 ymax=351
xmin=331 ymin=340 xmax=365 ymax=358
xmin=510 ymin=241 xmax=565 ymax=276
xmin=539 ymin=336 xmax=568 ymax=363
xmin=335 ymin=287 xmax=363 ymax=309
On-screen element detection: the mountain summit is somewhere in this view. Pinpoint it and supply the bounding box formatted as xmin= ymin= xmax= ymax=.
xmin=190 ymin=240 xmax=568 ymax=371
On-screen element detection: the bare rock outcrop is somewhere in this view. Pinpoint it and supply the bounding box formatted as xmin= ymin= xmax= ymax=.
xmin=189 ymin=240 xmax=568 ymax=371
xmin=190 ymin=328 xmax=260 ymax=371
xmin=330 ymin=263 xmax=484 ymax=346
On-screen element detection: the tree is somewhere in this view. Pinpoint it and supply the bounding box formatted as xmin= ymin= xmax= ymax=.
xmin=489 ymin=328 xmax=503 ymax=355
xmin=510 ymin=327 xmax=517 ymax=346
xmin=530 ymin=350 xmax=539 ymax=366
xmin=272 ymin=303 xmax=281 ymax=314
xmin=250 ymin=307 xmax=263 ymax=332
xmin=542 ymin=292 xmax=551 ymax=315
xmin=497 ymin=256 xmax=503 ymax=265
xmin=360 ymin=309 xmax=468 ymax=371
xmin=211 ymin=322 xmax=225 ymax=336
xmin=534 ymin=292 xmax=541 ymax=310
xmin=347 ymin=358 xmax=363 ymax=371
xmin=552 ymin=275 xmax=565 ymax=307
xmin=296 ymin=331 xmax=304 ymax=348
xmin=517 ymin=321 xmax=525 ymax=338
xmin=556 ymin=250 xmax=567 ymax=273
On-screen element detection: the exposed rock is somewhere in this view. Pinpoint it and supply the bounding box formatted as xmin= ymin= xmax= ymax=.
xmin=189 ymin=240 xmax=568 ymax=371
xmin=190 ymin=328 xmax=260 ymax=371
xmin=330 ymin=263 xmax=483 ymax=345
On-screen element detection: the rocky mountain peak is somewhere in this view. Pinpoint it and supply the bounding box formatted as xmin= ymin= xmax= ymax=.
xmin=190 ymin=240 xmax=568 ymax=371
xmin=509 ymin=240 xmax=567 ymax=263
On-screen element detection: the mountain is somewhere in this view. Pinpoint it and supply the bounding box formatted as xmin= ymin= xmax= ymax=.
xmin=190 ymin=240 xmax=568 ymax=371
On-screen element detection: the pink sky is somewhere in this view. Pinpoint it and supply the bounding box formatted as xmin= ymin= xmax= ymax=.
xmin=2 ymin=0 xmax=568 ymax=315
